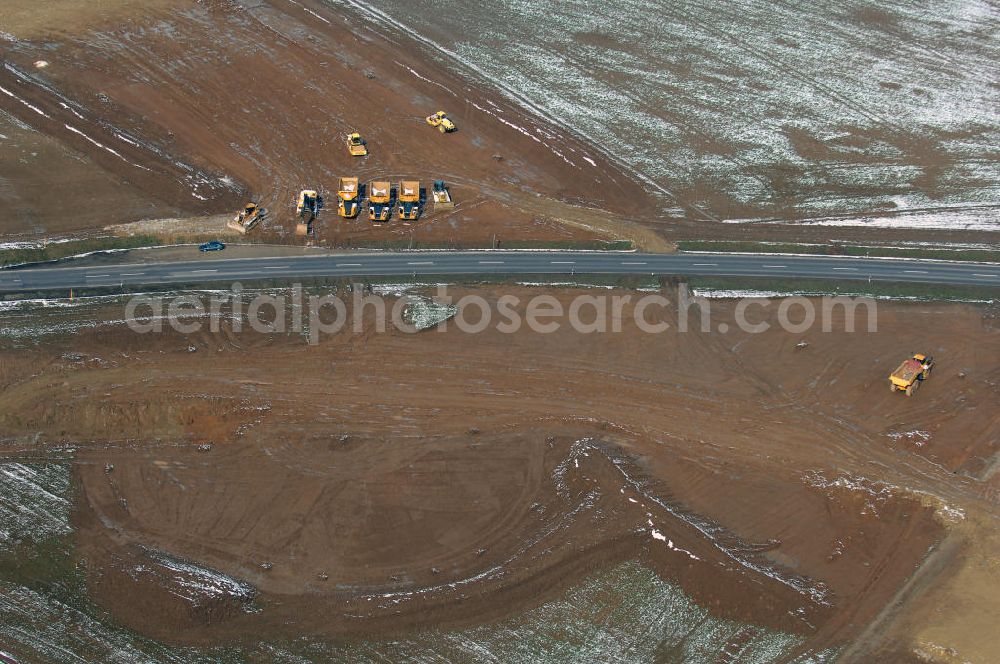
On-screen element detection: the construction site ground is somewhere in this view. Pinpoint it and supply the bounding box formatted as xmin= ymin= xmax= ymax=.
xmin=1 ymin=288 xmax=999 ymax=660
xmin=1 ymin=1 xmax=999 ymax=662
xmin=0 ymin=0 xmax=653 ymax=249
xmin=4 ymin=1 xmax=993 ymax=252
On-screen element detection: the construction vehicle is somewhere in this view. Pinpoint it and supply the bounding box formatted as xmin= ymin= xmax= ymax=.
xmin=297 ymin=189 xmax=319 ymax=218
xmin=889 ymin=354 xmax=934 ymax=396
xmin=337 ymin=177 xmax=361 ymax=218
xmin=296 ymin=189 xmax=320 ymax=235
xmin=426 ymin=110 xmax=456 ymax=133
xmin=227 ymin=202 xmax=265 ymax=234
xmin=398 ymin=180 xmax=421 ymax=221
xmin=432 ymin=180 xmax=454 ymax=211
xmin=368 ymin=180 xmax=391 ymax=222
xmin=346 ymin=132 xmax=368 ymax=156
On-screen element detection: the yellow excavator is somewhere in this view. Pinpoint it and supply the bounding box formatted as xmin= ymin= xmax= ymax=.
xmin=296 ymin=189 xmax=319 ymax=236
xmin=337 ymin=177 xmax=360 ymax=218
xmin=889 ymin=354 xmax=934 ymax=396
xmin=398 ymin=180 xmax=420 ymax=221
xmin=346 ymin=132 xmax=368 ymax=156
xmin=368 ymin=180 xmax=391 ymax=222
xmin=426 ymin=110 xmax=456 ymax=133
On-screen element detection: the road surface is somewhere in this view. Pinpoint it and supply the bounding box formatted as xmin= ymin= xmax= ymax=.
xmin=1 ymin=252 xmax=998 ymax=293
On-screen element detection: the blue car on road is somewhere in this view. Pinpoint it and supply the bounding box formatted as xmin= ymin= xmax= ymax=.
xmin=199 ymin=241 xmax=226 ymax=252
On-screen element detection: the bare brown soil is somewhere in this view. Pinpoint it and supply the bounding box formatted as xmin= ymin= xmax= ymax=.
xmin=2 ymin=0 xmax=996 ymax=251
xmin=2 ymin=289 xmax=997 ymax=657
xmin=0 ymin=0 xmax=651 ymax=247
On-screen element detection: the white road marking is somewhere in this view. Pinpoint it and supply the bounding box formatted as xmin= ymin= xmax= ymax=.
xmin=762 ymin=265 xmax=787 ymax=269
xmin=478 ymin=260 xmax=504 ymax=264
xmin=263 ymin=265 xmax=290 ymax=270
xmin=119 ymin=272 xmax=145 ymax=277
xmin=550 ymin=261 xmax=575 ymax=264
xmin=337 ymin=263 xmax=362 ymax=267
xmin=692 ymin=263 xmax=717 ymax=267
xmin=832 ymin=267 xmax=857 ymax=271
xmin=407 ymin=261 xmax=433 ymax=265
xmin=621 ymin=261 xmax=647 ymax=265
xmin=85 ymin=274 xmax=110 ymax=278
xmin=973 ymin=273 xmax=997 ymax=278
xmin=170 ymin=270 xmax=219 ymax=277
xmin=904 ymin=270 xmax=928 ymax=274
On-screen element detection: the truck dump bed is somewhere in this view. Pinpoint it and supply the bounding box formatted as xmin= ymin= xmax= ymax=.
xmin=338 ymin=177 xmax=359 ymax=199
xmin=891 ymin=359 xmax=923 ymax=386
xmin=399 ymin=180 xmax=419 ymax=202
xmin=369 ymin=181 xmax=390 ymax=203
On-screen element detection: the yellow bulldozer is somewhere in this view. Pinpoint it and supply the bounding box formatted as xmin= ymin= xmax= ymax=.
xmin=337 ymin=177 xmax=360 ymax=218
xmin=889 ymin=353 xmax=934 ymax=396
xmin=368 ymin=180 xmax=391 ymax=222
xmin=398 ymin=180 xmax=420 ymax=221
xmin=346 ymin=132 xmax=368 ymax=156
xmin=227 ymin=202 xmax=264 ymax=234
xmin=432 ymin=180 xmax=454 ymax=211
xmin=426 ymin=110 xmax=456 ymax=133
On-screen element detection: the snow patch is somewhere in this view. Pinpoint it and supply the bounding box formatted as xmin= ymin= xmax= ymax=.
xmin=63 ymin=124 xmax=151 ymax=171
xmin=887 ymin=430 xmax=932 ymax=447
xmin=0 ymin=85 xmax=50 ymax=118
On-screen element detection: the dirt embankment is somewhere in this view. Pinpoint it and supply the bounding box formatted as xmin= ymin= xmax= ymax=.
xmin=0 ymin=0 xmax=665 ymax=249
xmin=2 ymin=289 xmax=997 ymax=657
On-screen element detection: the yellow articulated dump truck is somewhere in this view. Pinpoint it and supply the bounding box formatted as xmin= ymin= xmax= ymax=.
xmin=398 ymin=180 xmax=420 ymax=221
xmin=889 ymin=354 xmax=934 ymax=396
xmin=337 ymin=177 xmax=360 ymax=218
xmin=368 ymin=180 xmax=391 ymax=222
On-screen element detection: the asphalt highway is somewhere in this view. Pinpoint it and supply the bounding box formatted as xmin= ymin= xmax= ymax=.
xmin=1 ymin=251 xmax=998 ymax=293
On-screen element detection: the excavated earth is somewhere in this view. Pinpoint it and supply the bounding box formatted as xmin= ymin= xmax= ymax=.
xmin=0 ymin=0 xmax=655 ymax=248
xmin=1 ymin=287 xmax=998 ymax=660
xmin=2 ymin=0 xmax=996 ymax=250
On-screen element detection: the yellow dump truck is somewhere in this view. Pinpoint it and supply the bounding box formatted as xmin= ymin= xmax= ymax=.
xmin=889 ymin=354 xmax=934 ymax=396
xmin=337 ymin=177 xmax=360 ymax=218
xmin=368 ymin=180 xmax=391 ymax=222
xmin=398 ymin=180 xmax=420 ymax=221
xmin=426 ymin=110 xmax=456 ymax=133
xmin=346 ymin=133 xmax=368 ymax=156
